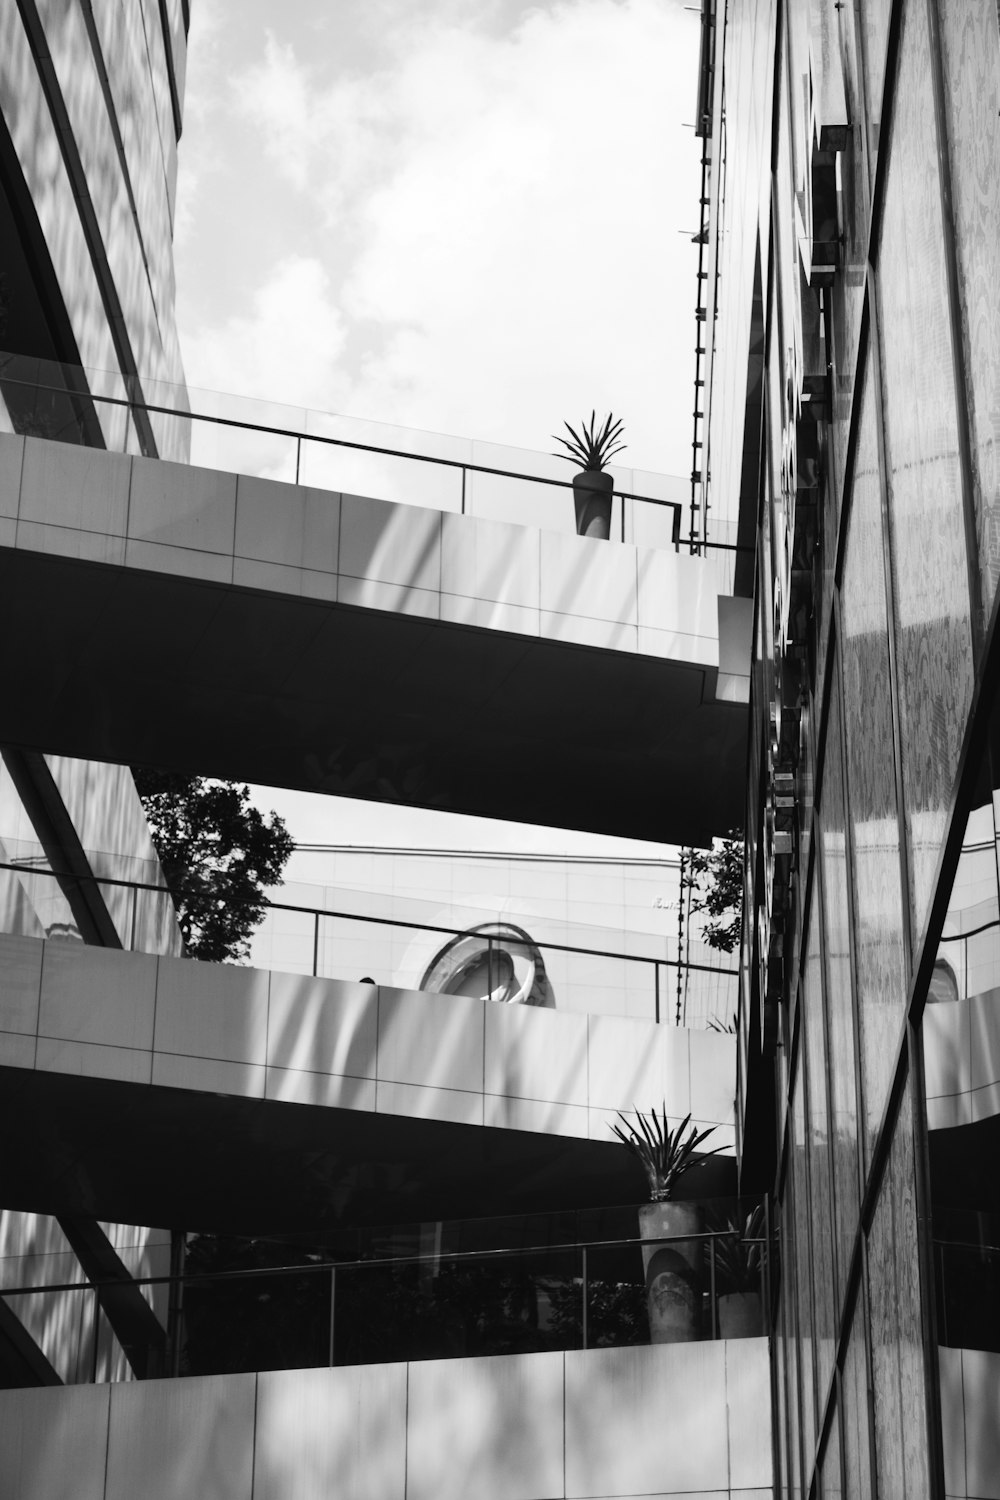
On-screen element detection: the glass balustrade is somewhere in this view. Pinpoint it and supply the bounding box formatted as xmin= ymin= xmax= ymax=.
xmin=0 ymin=1196 xmax=770 ymax=1384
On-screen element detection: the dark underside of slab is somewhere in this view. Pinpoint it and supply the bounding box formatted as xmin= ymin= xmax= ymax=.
xmin=1 ymin=1067 xmax=735 ymax=1242
xmin=1 ymin=548 xmax=747 ymax=845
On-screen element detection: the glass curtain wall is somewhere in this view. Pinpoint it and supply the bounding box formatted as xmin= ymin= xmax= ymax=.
xmin=732 ymin=0 xmax=1000 ymax=1494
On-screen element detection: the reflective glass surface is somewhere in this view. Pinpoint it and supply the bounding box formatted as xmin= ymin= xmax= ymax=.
xmin=866 ymin=1077 xmax=929 ymax=1496
xmin=828 ymin=2 xmax=870 ymax=508
xmin=860 ymin=0 xmax=893 ymax=172
xmin=791 ymin=1057 xmax=817 ymax=1475
xmin=922 ymin=689 xmax=1000 ymax=1491
xmin=877 ymin=0 xmax=974 ymax=939
xmin=2 ymin=1197 xmax=768 ymax=1383
xmin=841 ymin=1287 xmax=873 ymax=1499
xmin=782 ymin=1205 xmax=804 ymax=1500
xmin=819 ymin=668 xmax=861 ymax=1307
xmin=939 ymin=0 xmax=1000 ymax=633
xmin=701 ymin=0 xmax=777 ymax=560
xmin=841 ymin=356 xmax=908 ymax=1158
xmin=818 ymin=1395 xmax=843 ymax=1499
xmin=802 ymin=895 xmax=837 ymax=1412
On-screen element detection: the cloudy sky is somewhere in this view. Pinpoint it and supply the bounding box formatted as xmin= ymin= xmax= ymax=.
xmin=172 ymin=0 xmax=701 ymax=862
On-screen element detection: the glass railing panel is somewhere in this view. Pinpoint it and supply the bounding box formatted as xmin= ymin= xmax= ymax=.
xmin=0 ymin=859 xmax=737 ymax=1025
xmin=0 ymin=1196 xmax=766 ymax=1385
xmin=0 ymin=350 xmax=690 ymax=547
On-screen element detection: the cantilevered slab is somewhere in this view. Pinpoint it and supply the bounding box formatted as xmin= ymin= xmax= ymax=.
xmin=0 ymin=1343 xmax=773 ymax=1500
xmin=0 ymin=434 xmax=747 ymax=843
xmin=0 ymin=934 xmax=735 ymax=1235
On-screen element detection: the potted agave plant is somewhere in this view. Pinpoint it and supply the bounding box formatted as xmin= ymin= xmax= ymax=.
xmin=711 ymin=1203 xmax=765 ymax=1337
xmin=611 ymin=1106 xmax=719 ymax=1344
xmin=552 ymin=411 xmax=626 ymax=539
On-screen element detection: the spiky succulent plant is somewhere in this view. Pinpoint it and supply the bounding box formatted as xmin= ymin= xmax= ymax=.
xmin=611 ymin=1106 xmax=719 ymax=1202
xmin=551 ymin=411 xmax=626 ymax=472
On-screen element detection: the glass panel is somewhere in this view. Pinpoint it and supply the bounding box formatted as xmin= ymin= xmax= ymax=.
xmin=803 ymin=892 xmax=838 ymax=1412
xmin=859 ymin=0 xmax=893 ymax=171
xmin=867 ymin=1077 xmax=930 ymax=1496
xmin=939 ymin=0 xmax=1000 ymax=633
xmin=877 ymin=0 xmax=975 ymax=939
xmin=775 ymin=1291 xmax=790 ymax=1499
xmin=783 ymin=1204 xmax=804 ymax=1500
xmin=820 ymin=666 xmax=862 ymax=1306
xmin=841 ymin=1286 xmax=873 ymax=1500
xmin=828 ymin=2 xmax=870 ymax=508
xmin=818 ymin=1393 xmax=844 ymax=1499
xmin=791 ymin=1051 xmax=817 ymax=1482
xmin=922 ymin=690 xmax=1000 ymax=1495
xmin=841 ymin=357 xmax=908 ymax=1159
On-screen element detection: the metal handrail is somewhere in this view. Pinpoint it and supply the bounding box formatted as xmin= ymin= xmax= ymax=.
xmin=0 ymin=1222 xmax=768 ymax=1298
xmin=0 ymin=858 xmax=740 ymax=995
xmin=0 ymin=360 xmax=752 ymax=552
xmin=0 ymin=367 xmax=683 ymax=541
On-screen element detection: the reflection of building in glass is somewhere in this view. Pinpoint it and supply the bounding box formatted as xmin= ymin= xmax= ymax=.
xmin=420 ymin=922 xmax=555 ymax=1008
xmin=711 ymin=0 xmax=1000 ymax=1494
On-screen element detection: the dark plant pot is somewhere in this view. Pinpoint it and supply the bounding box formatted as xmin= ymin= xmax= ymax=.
xmin=572 ymin=469 xmax=613 ymax=539
xmin=638 ymin=1201 xmax=703 ymax=1344
xmin=718 ymin=1290 xmax=762 ymax=1338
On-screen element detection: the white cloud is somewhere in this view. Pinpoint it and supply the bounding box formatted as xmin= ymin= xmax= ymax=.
xmin=176 ymin=0 xmax=701 ymax=473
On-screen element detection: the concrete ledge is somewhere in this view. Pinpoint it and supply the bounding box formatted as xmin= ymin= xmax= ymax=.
xmin=0 ymin=433 xmax=748 ymax=844
xmin=0 ymin=934 xmax=736 ymax=1148
xmin=0 ymin=1340 xmax=771 ymax=1500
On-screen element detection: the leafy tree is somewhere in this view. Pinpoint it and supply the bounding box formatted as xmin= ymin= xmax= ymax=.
xmin=686 ymin=832 xmax=744 ymax=955
xmin=134 ymin=771 xmax=294 ymax=962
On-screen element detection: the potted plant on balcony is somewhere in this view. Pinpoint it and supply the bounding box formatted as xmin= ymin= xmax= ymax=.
xmin=611 ymin=1105 xmax=719 ymax=1343
xmin=551 ymin=411 xmax=626 ymax=539
xmin=711 ymin=1202 xmax=765 ymax=1337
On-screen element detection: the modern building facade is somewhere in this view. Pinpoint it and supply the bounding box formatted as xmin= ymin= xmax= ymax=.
xmin=700 ymin=0 xmax=1000 ymax=1495
xmin=0 ymin=4 xmax=772 ymax=1498
xmin=0 ymin=0 xmax=191 ymax=1393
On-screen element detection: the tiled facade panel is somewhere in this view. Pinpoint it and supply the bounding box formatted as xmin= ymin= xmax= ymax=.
xmin=0 ymin=1343 xmax=773 ymax=1500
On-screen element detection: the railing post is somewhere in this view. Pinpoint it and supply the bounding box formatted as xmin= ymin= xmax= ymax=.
xmin=707 ymin=1230 xmax=716 ymax=1338
xmin=620 ymin=493 xmax=626 ymax=543
xmin=461 ymin=466 xmax=467 ymax=515
xmin=295 ymin=435 xmax=302 ymax=485
xmin=313 ymin=912 xmax=320 ymax=977
xmin=91 ymin=1290 xmax=100 ymax=1382
xmin=581 ymin=1244 xmax=588 ymax=1351
xmin=654 ymin=962 xmax=660 ymax=1025
xmin=167 ymin=1231 xmax=186 ymax=1377
xmin=328 ymin=1266 xmax=337 ymax=1366
xmin=763 ymin=1194 xmax=772 ymax=1329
